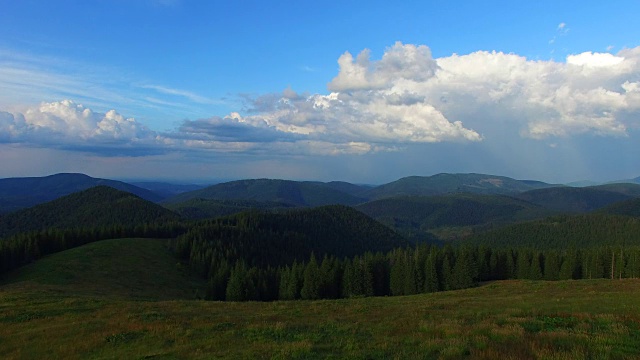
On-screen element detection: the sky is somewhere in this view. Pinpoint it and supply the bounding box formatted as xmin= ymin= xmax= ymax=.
xmin=1 ymin=0 xmax=639 ymax=184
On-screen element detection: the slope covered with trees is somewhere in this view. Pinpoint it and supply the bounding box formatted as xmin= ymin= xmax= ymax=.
xmin=514 ymin=186 xmax=634 ymax=213
xmin=464 ymin=214 xmax=640 ymax=249
xmin=363 ymin=173 xmax=554 ymax=200
xmin=163 ymin=179 xmax=367 ymax=207
xmin=598 ymin=198 xmax=640 ymax=217
xmin=165 ymin=198 xmax=295 ymax=219
xmin=0 ymin=186 xmax=180 ymax=238
xmin=172 ymin=205 xmax=407 ymax=269
xmin=590 ymin=183 xmax=640 ymax=197
xmin=356 ymin=194 xmax=554 ymax=241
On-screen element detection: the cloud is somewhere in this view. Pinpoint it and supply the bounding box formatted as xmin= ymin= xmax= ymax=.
xmin=0 ymin=48 xmax=224 ymax=128
xmin=139 ymin=84 xmax=217 ymax=104
xmin=549 ymin=22 xmax=569 ymax=45
xmin=2 ymin=42 xmax=640 ymax=160
xmin=0 ymin=100 xmax=161 ymax=155
xmin=327 ymin=42 xmax=440 ymax=92
xmin=566 ymin=52 xmax=624 ymax=67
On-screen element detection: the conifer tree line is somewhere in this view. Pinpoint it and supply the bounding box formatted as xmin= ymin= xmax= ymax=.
xmin=0 ymin=222 xmax=187 ymax=275
xmin=175 ymin=239 xmax=640 ymax=302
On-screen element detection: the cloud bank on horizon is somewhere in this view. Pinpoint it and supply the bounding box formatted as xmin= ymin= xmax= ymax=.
xmin=1 ymin=42 xmax=639 ymax=160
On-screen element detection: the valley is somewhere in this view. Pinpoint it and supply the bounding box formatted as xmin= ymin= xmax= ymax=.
xmin=2 ymin=172 xmax=640 ymax=358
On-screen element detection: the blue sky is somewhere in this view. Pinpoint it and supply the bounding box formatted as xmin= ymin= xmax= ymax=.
xmin=1 ymin=0 xmax=639 ymax=184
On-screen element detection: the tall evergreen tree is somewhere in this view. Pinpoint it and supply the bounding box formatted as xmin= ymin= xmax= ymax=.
xmin=301 ymin=254 xmax=321 ymax=300
xmin=424 ymin=250 xmax=439 ymax=293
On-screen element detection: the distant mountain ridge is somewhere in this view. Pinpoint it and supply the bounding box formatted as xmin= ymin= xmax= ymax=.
xmin=363 ymin=173 xmax=556 ymax=200
xmin=0 ymin=173 xmax=163 ymax=213
xmin=514 ymin=184 xmax=640 ymax=213
xmin=163 ymin=178 xmax=368 ymax=207
xmin=129 ymin=182 xmax=206 ymax=198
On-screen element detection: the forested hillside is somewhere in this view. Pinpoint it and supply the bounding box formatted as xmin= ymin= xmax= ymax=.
xmin=590 ymin=183 xmax=640 ymax=197
xmin=165 ymin=198 xmax=295 ymax=219
xmin=356 ymin=194 xmax=554 ymax=241
xmin=363 ymin=173 xmax=553 ymax=200
xmin=598 ymin=198 xmax=640 ymax=217
xmin=172 ymin=205 xmax=407 ymax=268
xmin=465 ymin=214 xmax=640 ymax=249
xmin=0 ymin=186 xmax=180 ymax=238
xmin=514 ymin=186 xmax=634 ymax=213
xmin=163 ymin=179 xmax=367 ymax=206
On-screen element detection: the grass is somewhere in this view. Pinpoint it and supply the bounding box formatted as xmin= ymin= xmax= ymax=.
xmin=1 ymin=239 xmax=640 ymax=358
xmin=1 ymin=238 xmax=206 ymax=300
xmin=2 ymin=280 xmax=640 ymax=359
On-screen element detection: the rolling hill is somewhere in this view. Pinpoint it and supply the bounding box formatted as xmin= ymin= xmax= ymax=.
xmin=0 ymin=186 xmax=180 ymax=238
xmin=173 ymin=205 xmax=409 ymax=268
xmin=0 ymin=173 xmax=163 ymax=213
xmin=465 ymin=213 xmax=640 ymax=249
xmin=598 ymin=198 xmax=640 ymax=217
xmin=163 ymin=178 xmax=367 ymax=207
xmin=363 ymin=173 xmax=554 ymax=200
xmin=356 ymin=193 xmax=555 ymax=241
xmin=514 ymin=186 xmax=634 ymax=213
xmin=129 ymin=181 xmax=206 ymax=198
xmin=165 ymin=198 xmax=295 ymax=219
xmin=589 ymin=183 xmax=640 ymax=197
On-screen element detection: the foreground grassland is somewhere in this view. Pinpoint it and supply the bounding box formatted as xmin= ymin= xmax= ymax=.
xmin=3 ymin=280 xmax=640 ymax=359
xmin=1 ymin=240 xmax=640 ymax=359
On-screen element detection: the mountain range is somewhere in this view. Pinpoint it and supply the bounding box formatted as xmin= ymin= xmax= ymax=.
xmin=0 ymin=173 xmax=162 ymax=213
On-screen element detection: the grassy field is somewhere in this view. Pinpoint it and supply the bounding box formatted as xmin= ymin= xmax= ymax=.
xmin=2 ymin=239 xmax=640 ymax=359
xmin=1 ymin=238 xmax=205 ymax=300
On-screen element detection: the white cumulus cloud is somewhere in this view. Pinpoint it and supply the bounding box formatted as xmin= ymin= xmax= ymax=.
xmin=0 ymin=100 xmax=160 ymax=155
xmin=2 ymin=42 xmax=640 ymax=158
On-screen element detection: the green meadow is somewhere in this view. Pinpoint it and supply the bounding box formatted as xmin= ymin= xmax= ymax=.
xmin=2 ymin=239 xmax=640 ymax=359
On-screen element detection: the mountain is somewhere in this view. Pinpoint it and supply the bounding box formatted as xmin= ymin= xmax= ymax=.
xmin=363 ymin=173 xmax=555 ymax=200
xmin=173 ymin=205 xmax=408 ymax=268
xmin=165 ymin=198 xmax=295 ymax=219
xmin=310 ymin=181 xmax=373 ymax=197
xmin=607 ymin=176 xmax=640 ymax=185
xmin=514 ymin=186 xmax=634 ymax=213
xmin=598 ymin=198 xmax=640 ymax=217
xmin=0 ymin=173 xmax=163 ymax=213
xmin=163 ymin=178 xmax=367 ymax=207
xmin=0 ymin=186 xmax=180 ymax=238
xmin=129 ymin=181 xmax=206 ymax=198
xmin=356 ymin=193 xmax=554 ymax=241
xmin=589 ymin=183 xmax=640 ymax=197
xmin=565 ymin=180 xmax=601 ymax=187
xmin=465 ymin=214 xmax=640 ymax=249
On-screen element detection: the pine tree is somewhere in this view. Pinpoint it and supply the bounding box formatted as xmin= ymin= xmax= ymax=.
xmin=440 ymin=254 xmax=453 ymax=291
xmin=516 ymin=250 xmax=531 ymax=279
xmin=301 ymin=254 xmax=321 ymax=300
xmin=543 ymin=252 xmax=560 ymax=281
xmin=452 ymin=248 xmax=475 ymax=289
xmin=341 ymin=259 xmax=355 ymax=298
xmin=528 ymin=252 xmax=543 ymax=280
xmin=389 ymin=251 xmax=407 ymax=296
xmin=226 ymin=262 xmax=257 ymax=301
xmin=424 ymin=250 xmax=439 ymax=293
